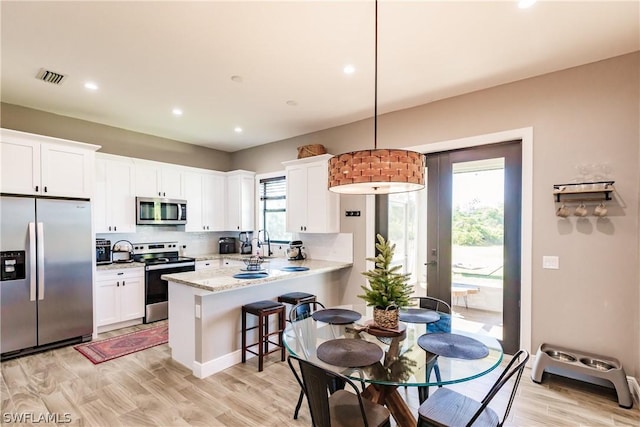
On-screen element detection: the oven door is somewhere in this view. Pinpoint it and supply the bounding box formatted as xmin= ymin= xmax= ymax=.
xmin=144 ymin=262 xmax=194 ymax=323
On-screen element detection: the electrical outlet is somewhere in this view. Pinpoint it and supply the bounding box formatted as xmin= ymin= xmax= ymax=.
xmin=542 ymin=256 xmax=559 ymax=269
xmin=345 ymin=210 xmax=361 ymax=217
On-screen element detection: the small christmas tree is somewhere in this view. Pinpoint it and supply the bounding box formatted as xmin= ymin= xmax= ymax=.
xmin=358 ymin=234 xmax=413 ymax=309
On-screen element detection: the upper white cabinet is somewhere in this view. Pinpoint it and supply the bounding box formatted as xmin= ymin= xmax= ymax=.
xmin=94 ymin=153 xmax=136 ymax=233
xmin=0 ymin=128 xmax=99 ymax=198
xmin=284 ymin=154 xmax=339 ymax=233
xmin=183 ymin=169 xmax=225 ymax=232
xmin=134 ymin=159 xmax=184 ymax=198
xmin=225 ymin=170 xmax=255 ymax=231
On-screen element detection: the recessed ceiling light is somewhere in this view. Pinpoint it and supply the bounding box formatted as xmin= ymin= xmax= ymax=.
xmin=231 ymin=75 xmax=243 ymax=83
xmin=172 ymin=108 xmax=183 ymax=116
xmin=518 ymin=0 xmax=536 ymax=9
xmin=234 ymin=127 xmax=243 ymax=133
xmin=84 ymin=82 xmax=98 ymax=91
xmin=286 ymin=100 xmax=298 ymax=106
xmin=343 ymin=65 xmax=355 ymax=75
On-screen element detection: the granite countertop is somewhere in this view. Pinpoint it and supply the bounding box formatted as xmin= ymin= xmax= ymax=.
xmin=161 ymin=258 xmax=352 ymax=293
xmin=97 ymin=261 xmax=145 ymax=271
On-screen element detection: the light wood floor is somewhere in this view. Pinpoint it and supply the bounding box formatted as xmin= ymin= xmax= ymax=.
xmin=2 ymin=322 xmax=638 ymax=426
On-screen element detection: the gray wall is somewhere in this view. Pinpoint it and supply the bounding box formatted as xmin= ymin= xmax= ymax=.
xmin=1 ymin=103 xmax=232 ymax=171
xmin=233 ymin=52 xmax=640 ymax=378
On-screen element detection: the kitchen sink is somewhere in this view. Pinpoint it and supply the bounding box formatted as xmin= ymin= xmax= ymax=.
xmin=233 ymin=272 xmax=269 ymax=279
xmin=279 ymin=266 xmax=310 ymax=272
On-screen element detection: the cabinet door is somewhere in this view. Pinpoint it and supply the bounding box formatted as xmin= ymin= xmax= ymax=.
xmin=286 ymin=165 xmax=307 ymax=232
xmin=0 ymin=139 xmax=40 ymax=195
xmin=239 ymin=174 xmax=255 ymax=231
xmin=226 ymin=175 xmax=241 ymax=231
xmin=305 ymin=162 xmax=339 ymax=233
xmin=40 ymin=143 xmax=93 ymax=198
xmin=183 ymin=171 xmax=205 ymax=232
xmin=108 ymin=159 xmax=136 ymax=233
xmin=119 ymin=275 xmax=145 ymax=321
xmin=160 ymin=167 xmax=184 ymax=198
xmin=95 ymin=279 xmax=119 ymax=327
xmin=135 ymin=163 xmax=161 ymax=197
xmin=94 ymin=158 xmax=109 ymax=233
xmin=203 ymin=173 xmax=226 ymax=231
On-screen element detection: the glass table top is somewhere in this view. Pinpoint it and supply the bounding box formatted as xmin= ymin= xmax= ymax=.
xmin=283 ymin=304 xmax=503 ymax=388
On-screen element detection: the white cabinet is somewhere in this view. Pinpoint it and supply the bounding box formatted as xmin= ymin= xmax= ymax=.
xmin=134 ymin=160 xmax=184 ymax=198
xmin=0 ymin=128 xmax=98 ymax=198
xmin=225 ymin=170 xmax=255 ymax=231
xmin=94 ymin=154 xmax=136 ymax=233
xmin=95 ymin=268 xmax=145 ymax=329
xmin=284 ymin=154 xmax=339 ymax=233
xmin=184 ymin=169 xmax=225 ymax=232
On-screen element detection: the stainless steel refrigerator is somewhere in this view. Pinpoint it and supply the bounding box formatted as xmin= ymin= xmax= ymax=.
xmin=1 ymin=195 xmax=93 ymax=358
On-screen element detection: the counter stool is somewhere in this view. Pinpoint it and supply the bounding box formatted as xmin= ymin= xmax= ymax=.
xmin=278 ymin=292 xmax=316 ymax=321
xmin=241 ymin=300 xmax=286 ymax=372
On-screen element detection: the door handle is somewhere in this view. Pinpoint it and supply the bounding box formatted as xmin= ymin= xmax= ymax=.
xmin=28 ymin=222 xmax=36 ymax=301
xmin=37 ymin=222 xmax=45 ymax=300
xmin=424 ymin=260 xmax=437 ymax=266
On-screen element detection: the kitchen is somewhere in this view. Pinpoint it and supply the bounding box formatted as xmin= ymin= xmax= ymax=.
xmin=1 ymin=1 xmax=639 ymax=426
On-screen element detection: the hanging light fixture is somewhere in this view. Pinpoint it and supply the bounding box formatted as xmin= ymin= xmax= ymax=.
xmin=328 ymin=0 xmax=425 ymax=195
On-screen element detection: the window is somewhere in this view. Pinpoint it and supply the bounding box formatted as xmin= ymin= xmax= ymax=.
xmin=258 ymin=176 xmax=290 ymax=244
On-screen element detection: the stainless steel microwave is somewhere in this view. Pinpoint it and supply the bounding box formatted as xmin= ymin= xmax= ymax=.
xmin=136 ymin=197 xmax=187 ymax=225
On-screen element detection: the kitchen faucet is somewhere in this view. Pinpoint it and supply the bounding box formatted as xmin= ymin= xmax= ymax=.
xmin=255 ymin=229 xmax=272 ymax=257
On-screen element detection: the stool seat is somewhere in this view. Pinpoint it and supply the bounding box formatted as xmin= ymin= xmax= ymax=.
xmin=244 ymin=300 xmax=285 ymax=313
xmin=278 ymin=292 xmax=316 ymax=305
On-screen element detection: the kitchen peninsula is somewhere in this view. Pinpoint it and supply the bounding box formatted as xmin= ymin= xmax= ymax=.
xmin=162 ymin=258 xmax=352 ymax=378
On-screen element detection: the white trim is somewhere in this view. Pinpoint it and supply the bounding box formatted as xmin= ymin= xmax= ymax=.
xmin=628 ymin=376 xmax=640 ymax=408
xmin=404 ymin=127 xmax=534 ymax=355
xmin=193 ymin=350 xmax=244 ymax=379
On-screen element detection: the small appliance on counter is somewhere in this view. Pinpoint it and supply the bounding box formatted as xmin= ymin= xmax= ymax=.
xmin=112 ymin=240 xmax=134 ymax=263
xmin=287 ymin=240 xmax=306 ymax=261
xmin=219 ymin=237 xmax=236 ymax=254
xmin=96 ymin=238 xmax=112 ymax=265
xmin=239 ymin=231 xmax=253 ymax=255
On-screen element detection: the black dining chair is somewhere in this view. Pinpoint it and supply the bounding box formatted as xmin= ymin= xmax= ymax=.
xmin=417 ymin=349 xmax=530 ymax=427
xmin=288 ymin=300 xmax=327 ymax=419
xmin=403 ymin=296 xmax=452 ymax=402
xmin=288 ymin=354 xmax=391 ymax=427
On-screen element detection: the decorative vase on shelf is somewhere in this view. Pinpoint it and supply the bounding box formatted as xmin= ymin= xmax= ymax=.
xmin=358 ymin=234 xmax=413 ymax=330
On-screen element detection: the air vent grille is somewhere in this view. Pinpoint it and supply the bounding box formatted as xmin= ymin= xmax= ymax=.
xmin=35 ymin=68 xmax=66 ymax=85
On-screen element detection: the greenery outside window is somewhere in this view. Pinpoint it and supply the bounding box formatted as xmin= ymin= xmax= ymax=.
xmin=259 ymin=176 xmax=290 ymax=244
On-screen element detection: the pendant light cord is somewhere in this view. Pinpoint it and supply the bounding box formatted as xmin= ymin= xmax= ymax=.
xmin=374 ymin=0 xmax=378 ymax=151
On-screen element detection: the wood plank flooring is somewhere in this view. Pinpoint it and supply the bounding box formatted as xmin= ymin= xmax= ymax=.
xmin=2 ymin=321 xmax=638 ymax=426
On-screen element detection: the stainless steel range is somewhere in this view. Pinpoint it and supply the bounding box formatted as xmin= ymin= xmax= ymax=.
xmin=133 ymin=242 xmax=195 ymax=323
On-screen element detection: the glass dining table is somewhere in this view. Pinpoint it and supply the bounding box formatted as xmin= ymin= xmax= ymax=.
xmin=282 ymin=304 xmax=503 ymax=427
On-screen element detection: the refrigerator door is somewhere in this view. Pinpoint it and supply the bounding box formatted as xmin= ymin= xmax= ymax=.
xmin=0 ymin=197 xmax=37 ymax=354
xmin=36 ymin=199 xmax=93 ymax=345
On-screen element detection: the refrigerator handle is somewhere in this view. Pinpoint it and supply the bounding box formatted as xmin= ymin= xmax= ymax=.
xmin=28 ymin=222 xmax=37 ymax=301
xmin=37 ymin=222 xmax=45 ymax=300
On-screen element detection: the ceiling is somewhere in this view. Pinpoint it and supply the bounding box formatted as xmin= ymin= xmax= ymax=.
xmin=2 ymin=1 xmax=638 ymax=153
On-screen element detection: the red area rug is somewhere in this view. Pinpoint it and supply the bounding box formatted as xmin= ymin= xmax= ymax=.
xmin=74 ymin=325 xmax=168 ymax=364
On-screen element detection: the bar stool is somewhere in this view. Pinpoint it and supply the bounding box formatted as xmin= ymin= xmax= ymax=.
xmin=241 ymin=300 xmax=286 ymax=372
xmin=278 ymin=292 xmax=316 ymax=320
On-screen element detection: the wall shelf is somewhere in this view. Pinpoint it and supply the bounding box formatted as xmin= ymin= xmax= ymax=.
xmin=552 ymin=181 xmax=614 ymax=202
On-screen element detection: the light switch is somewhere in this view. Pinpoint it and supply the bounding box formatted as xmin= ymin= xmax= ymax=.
xmin=542 ymin=256 xmax=559 ymax=269
xmin=195 ymin=304 xmax=201 ymax=319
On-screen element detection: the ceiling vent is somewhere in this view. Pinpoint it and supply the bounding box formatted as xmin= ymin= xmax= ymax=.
xmin=35 ymin=68 xmax=66 ymax=85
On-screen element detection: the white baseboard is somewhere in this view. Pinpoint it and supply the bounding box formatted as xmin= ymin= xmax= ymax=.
xmin=193 ymin=350 xmax=243 ymax=379
xmin=628 ymin=376 xmax=640 ymax=409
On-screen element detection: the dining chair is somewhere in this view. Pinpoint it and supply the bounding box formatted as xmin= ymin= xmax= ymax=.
xmin=288 ymin=300 xmax=327 ymax=419
xmin=417 ymin=349 xmax=530 ymax=427
xmin=287 ymin=354 xmax=391 ymax=427
xmin=404 ymin=296 xmax=452 ymax=402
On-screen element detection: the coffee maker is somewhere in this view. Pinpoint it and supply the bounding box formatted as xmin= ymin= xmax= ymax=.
xmin=239 ymin=231 xmax=253 ymax=255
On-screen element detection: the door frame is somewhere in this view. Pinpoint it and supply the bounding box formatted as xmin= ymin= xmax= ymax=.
xmin=366 ymin=127 xmax=533 ymax=354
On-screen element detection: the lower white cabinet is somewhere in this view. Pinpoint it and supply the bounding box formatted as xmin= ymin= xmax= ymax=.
xmin=95 ymin=268 xmax=145 ymax=329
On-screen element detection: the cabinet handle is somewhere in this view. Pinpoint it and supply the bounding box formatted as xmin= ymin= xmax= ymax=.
xmin=158 ymin=192 xmax=162 ymax=196
xmin=203 ymin=226 xmax=206 ymax=230
xmin=117 ymin=281 xmax=120 ymax=287
xmin=108 ymin=226 xmax=112 ymax=231
xmin=117 ymin=272 xmax=124 ymax=275
xmin=163 ymin=192 xmax=166 ymax=197
xmin=44 ymin=186 xmax=47 ymax=193
xmin=114 ymin=226 xmax=117 ymax=231
xmin=122 ymin=281 xmax=126 ymax=287
xmin=206 ymin=226 xmax=209 ymax=230
xmin=35 ymin=185 xmax=39 ymax=192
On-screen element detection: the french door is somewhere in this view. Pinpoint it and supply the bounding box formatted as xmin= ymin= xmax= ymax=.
xmin=425 ymin=141 xmax=522 ymax=354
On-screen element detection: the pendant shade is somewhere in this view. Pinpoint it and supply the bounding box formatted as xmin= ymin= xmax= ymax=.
xmin=328 ymin=149 xmax=425 ymax=194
